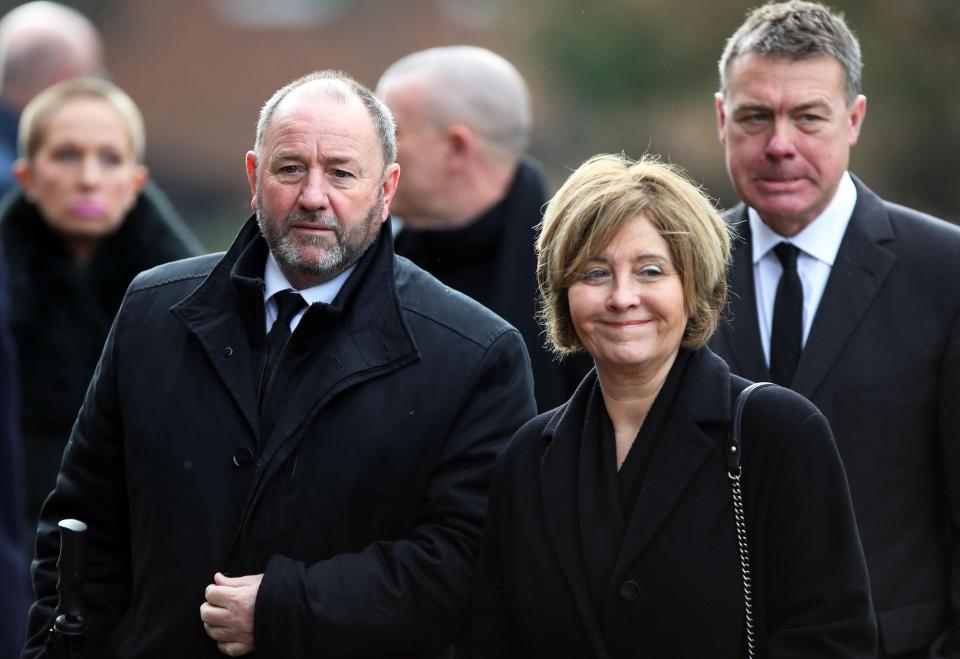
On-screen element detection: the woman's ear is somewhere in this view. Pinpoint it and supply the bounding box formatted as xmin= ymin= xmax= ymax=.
xmin=12 ymin=158 xmax=33 ymax=200
xmin=132 ymin=164 xmax=149 ymax=194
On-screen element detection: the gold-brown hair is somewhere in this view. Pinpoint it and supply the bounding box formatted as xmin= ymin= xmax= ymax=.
xmin=537 ymin=153 xmax=731 ymax=354
xmin=18 ymin=76 xmax=145 ymax=162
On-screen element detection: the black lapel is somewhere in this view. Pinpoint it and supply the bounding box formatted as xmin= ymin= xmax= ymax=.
xmin=608 ymin=349 xmax=729 ymax=587
xmin=170 ymin=219 xmax=265 ymax=438
xmin=791 ymin=177 xmax=896 ymax=397
xmin=539 ymin=373 xmax=612 ymax=659
xmin=719 ymin=205 xmax=771 ymax=381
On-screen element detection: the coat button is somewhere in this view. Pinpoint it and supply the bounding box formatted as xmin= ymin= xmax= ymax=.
xmin=223 ymin=346 xmax=234 ymax=358
xmin=619 ymin=579 xmax=640 ymax=601
xmin=232 ymin=446 xmax=254 ymax=469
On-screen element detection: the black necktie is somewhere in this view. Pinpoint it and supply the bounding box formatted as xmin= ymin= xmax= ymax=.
xmin=259 ymin=290 xmax=306 ymax=413
xmin=770 ymin=243 xmax=803 ymax=386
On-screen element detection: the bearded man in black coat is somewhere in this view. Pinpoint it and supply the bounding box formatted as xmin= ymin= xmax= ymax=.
xmin=22 ymin=70 xmax=535 ymax=658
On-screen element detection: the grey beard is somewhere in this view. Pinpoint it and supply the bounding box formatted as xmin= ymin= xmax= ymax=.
xmin=257 ymin=194 xmax=383 ymax=284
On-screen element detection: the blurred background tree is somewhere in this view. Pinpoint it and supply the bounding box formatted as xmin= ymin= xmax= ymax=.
xmin=2 ymin=0 xmax=955 ymax=248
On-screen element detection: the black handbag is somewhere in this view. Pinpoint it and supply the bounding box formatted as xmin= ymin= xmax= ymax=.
xmin=726 ymin=382 xmax=773 ymax=659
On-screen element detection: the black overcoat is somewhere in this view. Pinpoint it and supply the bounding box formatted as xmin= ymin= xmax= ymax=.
xmin=461 ymin=348 xmax=877 ymax=658
xmin=22 ymin=217 xmax=536 ymax=658
xmin=394 ymin=159 xmax=591 ymax=411
xmin=0 ymin=184 xmax=201 ymax=529
xmin=709 ymin=177 xmax=960 ymax=657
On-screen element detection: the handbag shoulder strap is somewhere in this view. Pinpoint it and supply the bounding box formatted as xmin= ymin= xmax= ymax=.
xmin=726 ymin=380 xmax=773 ymax=659
xmin=727 ymin=382 xmax=774 ymax=476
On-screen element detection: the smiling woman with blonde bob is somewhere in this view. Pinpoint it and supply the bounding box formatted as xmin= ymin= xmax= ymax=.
xmin=461 ymin=153 xmax=877 ymax=658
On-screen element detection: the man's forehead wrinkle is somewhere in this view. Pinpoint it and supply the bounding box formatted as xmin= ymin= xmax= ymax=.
xmin=263 ymin=99 xmax=373 ymax=172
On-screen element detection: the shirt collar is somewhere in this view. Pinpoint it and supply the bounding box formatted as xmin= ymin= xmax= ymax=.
xmin=749 ymin=171 xmax=857 ymax=266
xmin=263 ymin=251 xmax=355 ymax=305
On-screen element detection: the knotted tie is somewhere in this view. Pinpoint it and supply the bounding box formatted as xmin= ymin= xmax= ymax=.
xmin=259 ymin=290 xmax=306 ymax=433
xmin=770 ymin=242 xmax=803 ymax=386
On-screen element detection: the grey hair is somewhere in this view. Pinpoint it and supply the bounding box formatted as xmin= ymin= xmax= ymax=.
xmin=377 ymin=45 xmax=532 ymax=159
xmin=254 ymin=70 xmax=396 ymax=169
xmin=718 ymin=0 xmax=862 ymax=105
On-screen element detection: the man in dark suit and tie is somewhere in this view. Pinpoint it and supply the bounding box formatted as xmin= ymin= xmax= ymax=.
xmin=709 ymin=2 xmax=960 ymax=657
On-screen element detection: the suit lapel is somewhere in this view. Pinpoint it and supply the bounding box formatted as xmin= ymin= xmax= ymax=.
xmin=720 ymin=206 xmax=771 ymax=381
xmin=540 ymin=379 xmax=612 ymax=659
xmin=792 ymin=179 xmax=896 ymax=397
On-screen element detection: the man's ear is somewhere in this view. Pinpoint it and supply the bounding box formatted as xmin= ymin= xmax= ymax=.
xmin=381 ymin=162 xmax=400 ymax=220
xmin=445 ymin=124 xmax=475 ymax=172
xmin=848 ymin=95 xmax=867 ymax=147
xmin=245 ymin=151 xmax=258 ymax=212
xmin=714 ymin=92 xmax=728 ymax=145
xmin=12 ymin=158 xmax=32 ymax=199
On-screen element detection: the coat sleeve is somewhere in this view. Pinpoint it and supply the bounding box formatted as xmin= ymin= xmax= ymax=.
xmin=254 ymin=328 xmax=536 ymax=657
xmin=929 ymin=306 xmax=960 ymax=658
xmin=758 ymin=404 xmax=878 ymax=658
xmin=456 ymin=453 xmax=532 ymax=659
xmin=0 ymin=252 xmax=27 ymax=659
xmin=21 ymin=306 xmax=132 ymax=659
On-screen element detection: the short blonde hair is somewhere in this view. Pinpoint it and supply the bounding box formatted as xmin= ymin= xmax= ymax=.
xmin=537 ymin=153 xmax=731 ymax=354
xmin=18 ymin=76 xmax=145 ymax=162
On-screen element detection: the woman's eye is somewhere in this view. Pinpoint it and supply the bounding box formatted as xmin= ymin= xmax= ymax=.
xmin=581 ymin=268 xmax=608 ymax=282
xmin=51 ymin=147 xmax=82 ymax=162
xmin=638 ymin=265 xmax=664 ymax=279
xmin=100 ymin=151 xmax=123 ymax=166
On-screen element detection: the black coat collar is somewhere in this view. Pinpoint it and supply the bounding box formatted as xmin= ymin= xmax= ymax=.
xmin=171 ymin=216 xmax=419 ymax=445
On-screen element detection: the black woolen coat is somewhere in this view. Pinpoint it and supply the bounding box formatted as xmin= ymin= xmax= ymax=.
xmin=22 ymin=217 xmax=536 ymax=659
xmin=0 ymin=184 xmax=201 ymax=529
xmin=460 ymin=347 xmax=877 ymax=659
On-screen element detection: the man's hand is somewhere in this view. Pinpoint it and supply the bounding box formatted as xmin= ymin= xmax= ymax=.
xmin=200 ymin=572 xmax=263 ymax=656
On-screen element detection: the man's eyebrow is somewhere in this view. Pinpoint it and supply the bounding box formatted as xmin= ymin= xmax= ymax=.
xmin=270 ymin=151 xmax=305 ymax=165
xmin=731 ymin=102 xmax=771 ymax=115
xmin=791 ymin=100 xmax=833 ymax=114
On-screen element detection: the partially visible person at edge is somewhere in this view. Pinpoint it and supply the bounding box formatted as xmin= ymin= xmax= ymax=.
xmin=459 ymin=153 xmax=877 ymax=658
xmin=1 ymin=248 xmax=26 ymax=659
xmin=0 ymin=1 xmax=104 ymax=196
xmin=377 ymin=46 xmax=590 ymax=412
xmin=22 ymin=69 xmax=535 ymax=658
xmin=0 ymin=77 xmax=201 ymax=557
xmin=707 ymin=3 xmax=960 ymax=657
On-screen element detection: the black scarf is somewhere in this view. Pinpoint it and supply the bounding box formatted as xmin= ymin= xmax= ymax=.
xmin=577 ymin=350 xmax=692 ymax=610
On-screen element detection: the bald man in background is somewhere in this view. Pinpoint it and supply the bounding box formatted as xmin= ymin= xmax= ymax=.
xmin=0 ymin=1 xmax=103 ymax=195
xmin=378 ymin=47 xmax=589 ymax=411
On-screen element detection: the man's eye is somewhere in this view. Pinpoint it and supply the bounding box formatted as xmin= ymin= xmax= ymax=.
xmin=332 ymin=169 xmax=353 ymax=179
xmin=278 ymin=165 xmax=300 ymax=175
xmin=796 ymin=113 xmax=825 ymax=127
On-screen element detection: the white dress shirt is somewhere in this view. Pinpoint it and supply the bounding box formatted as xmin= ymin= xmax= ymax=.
xmin=263 ymin=252 xmax=355 ymax=333
xmin=750 ymin=172 xmax=857 ymax=366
